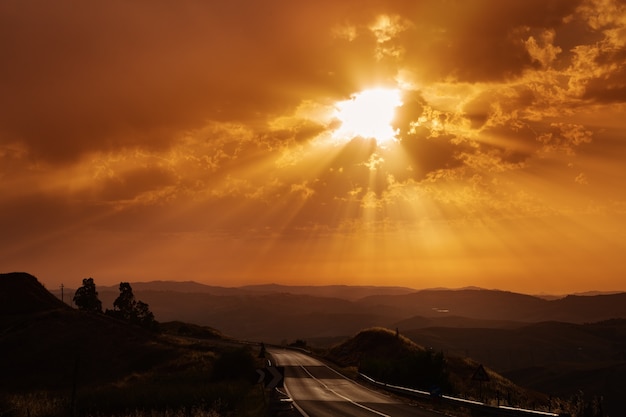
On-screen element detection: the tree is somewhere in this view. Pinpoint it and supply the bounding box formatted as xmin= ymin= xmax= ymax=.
xmin=73 ymin=278 xmax=102 ymax=313
xmin=134 ymin=300 xmax=157 ymax=330
xmin=106 ymin=282 xmax=157 ymax=330
xmin=112 ymin=282 xmax=136 ymax=321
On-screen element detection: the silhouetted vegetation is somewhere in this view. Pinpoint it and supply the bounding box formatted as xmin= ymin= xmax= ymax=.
xmin=1 ymin=345 xmax=265 ymax=417
xmin=105 ymin=282 xmax=158 ymax=330
xmin=288 ymin=339 xmax=308 ymax=349
xmin=73 ymin=277 xmax=102 ymax=313
xmin=160 ymin=321 xmax=222 ymax=339
xmin=210 ymin=346 xmax=257 ymax=383
xmin=331 ymin=327 xmax=452 ymax=391
xmin=360 ymin=348 xmax=450 ymax=391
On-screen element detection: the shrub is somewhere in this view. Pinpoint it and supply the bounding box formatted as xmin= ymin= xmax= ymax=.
xmin=210 ymin=347 xmax=256 ymax=384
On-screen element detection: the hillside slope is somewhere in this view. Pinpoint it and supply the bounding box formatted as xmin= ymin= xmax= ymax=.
xmin=0 ymin=272 xmax=67 ymax=314
xmin=0 ymin=272 xmax=175 ymax=391
xmin=400 ymin=320 xmax=626 ymax=416
xmin=358 ymin=289 xmax=626 ymax=322
xmin=325 ymin=327 xmax=561 ymax=412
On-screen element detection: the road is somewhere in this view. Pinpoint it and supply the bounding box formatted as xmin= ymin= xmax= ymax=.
xmin=268 ymin=348 xmax=446 ymax=417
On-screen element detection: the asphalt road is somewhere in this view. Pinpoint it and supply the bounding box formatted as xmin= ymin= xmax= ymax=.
xmin=268 ymin=348 xmax=447 ymax=417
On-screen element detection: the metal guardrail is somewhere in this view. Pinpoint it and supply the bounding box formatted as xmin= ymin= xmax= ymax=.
xmin=266 ymin=346 xmax=568 ymax=416
xmin=358 ymin=373 xmax=566 ymax=417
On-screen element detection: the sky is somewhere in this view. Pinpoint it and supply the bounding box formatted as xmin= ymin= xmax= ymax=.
xmin=1 ymin=0 xmax=626 ymax=294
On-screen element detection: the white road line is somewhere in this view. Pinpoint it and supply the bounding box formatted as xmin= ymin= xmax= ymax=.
xmin=283 ymin=382 xmax=311 ymax=417
xmin=299 ymin=365 xmax=391 ymax=417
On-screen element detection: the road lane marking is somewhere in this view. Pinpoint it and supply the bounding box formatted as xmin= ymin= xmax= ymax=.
xmin=282 ymin=382 xmax=311 ymax=417
xmin=299 ymin=365 xmax=391 ymax=417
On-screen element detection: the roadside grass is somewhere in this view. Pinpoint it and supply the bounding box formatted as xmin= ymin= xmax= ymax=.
xmin=1 ymin=346 xmax=268 ymax=417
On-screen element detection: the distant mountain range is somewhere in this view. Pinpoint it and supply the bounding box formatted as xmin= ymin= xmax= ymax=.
xmin=97 ymin=281 xmax=420 ymax=300
xmin=50 ymin=280 xmax=626 ymax=343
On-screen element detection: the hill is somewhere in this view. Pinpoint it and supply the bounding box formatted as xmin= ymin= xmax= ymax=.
xmin=325 ymin=327 xmax=561 ymax=412
xmin=0 ymin=273 xmax=266 ymax=417
xmin=0 ymin=272 xmax=67 ymax=314
xmin=356 ymin=289 xmax=626 ymax=322
xmin=396 ymin=319 xmax=626 ymax=416
xmin=240 ymin=283 xmax=417 ymax=300
xmin=0 ymin=272 xmax=176 ymax=391
xmin=327 ymin=327 xmax=424 ymax=366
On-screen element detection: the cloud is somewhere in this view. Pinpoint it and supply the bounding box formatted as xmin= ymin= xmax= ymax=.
xmin=0 ymin=0 xmax=368 ymax=163
xmin=0 ymin=0 xmax=592 ymax=167
xmin=394 ymin=0 xmax=582 ymax=83
xmin=525 ymin=29 xmax=563 ymax=68
xmin=537 ymin=123 xmax=593 ymax=155
xmin=368 ymin=14 xmax=412 ymax=60
xmin=575 ymin=172 xmax=589 ymax=185
xmin=2 ymin=0 xmax=626 ymax=290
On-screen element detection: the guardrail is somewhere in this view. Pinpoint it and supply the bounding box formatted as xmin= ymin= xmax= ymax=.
xmin=358 ymin=373 xmax=568 ymax=417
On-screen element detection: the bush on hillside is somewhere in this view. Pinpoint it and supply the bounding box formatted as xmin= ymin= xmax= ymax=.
xmin=360 ymin=348 xmax=450 ymax=392
xmin=210 ymin=347 xmax=256 ymax=383
xmin=329 ymin=327 xmax=452 ymax=392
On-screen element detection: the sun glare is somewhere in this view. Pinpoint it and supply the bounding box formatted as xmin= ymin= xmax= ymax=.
xmin=333 ymin=88 xmax=402 ymax=145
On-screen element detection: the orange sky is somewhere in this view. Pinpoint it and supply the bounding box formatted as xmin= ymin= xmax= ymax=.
xmin=1 ymin=0 xmax=625 ymax=294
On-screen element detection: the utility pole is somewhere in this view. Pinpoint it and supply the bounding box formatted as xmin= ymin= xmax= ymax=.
xmin=61 ymin=284 xmax=64 ymax=303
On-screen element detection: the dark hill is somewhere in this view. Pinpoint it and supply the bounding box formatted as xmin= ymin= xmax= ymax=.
xmin=545 ymin=293 xmax=626 ymax=322
xmin=240 ymin=283 xmax=416 ymax=300
xmin=401 ymin=321 xmax=619 ymax=371
xmin=327 ymin=327 xmax=424 ymax=366
xmin=326 ymin=327 xmax=555 ymax=410
xmin=357 ymin=289 xmax=550 ymax=321
xmin=393 ymin=315 xmax=523 ymax=330
xmin=326 ymin=328 xmax=455 ymax=395
xmin=100 ymin=280 xmax=251 ymax=296
xmin=400 ymin=320 xmax=626 ymax=416
xmin=357 ymin=289 xmax=626 ymax=323
xmin=0 ymin=273 xmax=175 ymax=392
xmin=0 ymin=272 xmax=67 ymax=314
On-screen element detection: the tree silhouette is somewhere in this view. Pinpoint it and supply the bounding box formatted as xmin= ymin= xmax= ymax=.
xmin=107 ymin=282 xmax=157 ymax=330
xmin=134 ymin=300 xmax=157 ymax=330
xmin=73 ymin=278 xmax=102 ymax=313
xmin=112 ymin=282 xmax=136 ymax=321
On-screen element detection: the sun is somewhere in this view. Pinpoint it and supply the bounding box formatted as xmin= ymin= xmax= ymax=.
xmin=333 ymin=88 xmax=402 ymax=145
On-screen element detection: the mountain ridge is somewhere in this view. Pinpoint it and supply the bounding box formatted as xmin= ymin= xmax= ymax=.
xmin=54 ymin=279 xmax=626 ymax=301
xmin=44 ymin=279 xmax=626 ymax=345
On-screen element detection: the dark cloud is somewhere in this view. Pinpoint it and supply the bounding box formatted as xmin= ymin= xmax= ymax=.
xmin=0 ymin=0 xmax=357 ymax=163
xmin=392 ymin=90 xmax=427 ymax=134
xmin=0 ymin=193 xmax=106 ymax=256
xmin=96 ymin=166 xmax=177 ymax=202
xmin=394 ymin=0 xmax=582 ymax=82
xmin=583 ymin=71 xmax=626 ymax=103
xmin=399 ymin=133 xmax=467 ymax=179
